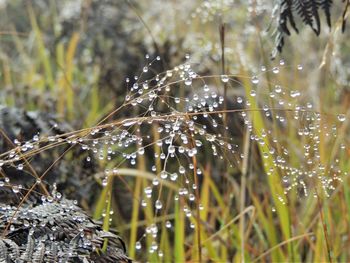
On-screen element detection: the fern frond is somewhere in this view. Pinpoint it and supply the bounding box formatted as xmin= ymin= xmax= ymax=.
xmin=280 ymin=0 xmax=299 ymax=35
xmin=272 ymin=0 xmax=298 ymax=59
xmin=32 ymin=241 xmax=45 ymax=263
xmin=21 ymin=234 xmax=35 ymax=262
xmin=0 ymin=199 xmax=131 ymax=262
xmin=0 ymin=239 xmax=7 ymax=263
xmin=341 ymin=0 xmax=350 ymax=32
xmin=271 ymin=0 xmax=336 ymax=57
xmin=319 ymin=0 xmax=333 ymax=27
xmin=293 ymin=0 xmax=319 ymax=34
xmin=2 ymin=239 xmax=19 ymax=260
xmin=310 ymin=0 xmax=321 ymax=34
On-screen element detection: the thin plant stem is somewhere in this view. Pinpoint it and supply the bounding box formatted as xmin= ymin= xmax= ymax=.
xmin=315 ymin=189 xmax=333 ymax=263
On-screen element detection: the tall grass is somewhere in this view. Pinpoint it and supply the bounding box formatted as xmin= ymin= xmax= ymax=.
xmin=0 ymin=1 xmax=350 ymax=262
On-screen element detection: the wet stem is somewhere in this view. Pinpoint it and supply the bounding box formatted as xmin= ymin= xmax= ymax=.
xmin=240 ymin=125 xmax=250 ymax=262
xmin=102 ymin=182 xmax=113 ymax=252
xmin=186 ymin=115 xmax=202 ymax=262
xmin=315 ymin=189 xmax=333 ymax=263
xmin=129 ymin=127 xmax=146 ymax=258
xmin=219 ymin=22 xmax=228 ymax=175
xmin=219 ymin=23 xmax=232 ymax=257
xmin=190 ymin=138 xmax=202 ymax=263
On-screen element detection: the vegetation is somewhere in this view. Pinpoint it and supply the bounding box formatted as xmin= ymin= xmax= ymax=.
xmin=0 ymin=0 xmax=350 ymax=262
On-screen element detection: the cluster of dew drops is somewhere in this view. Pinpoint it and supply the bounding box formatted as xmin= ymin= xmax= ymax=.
xmin=250 ymin=60 xmax=347 ymax=201
xmin=107 ymin=56 xmax=348 ymax=255
xmin=0 ymin=129 xmax=66 ymax=199
xmin=0 ymin=54 xmax=348 ymax=257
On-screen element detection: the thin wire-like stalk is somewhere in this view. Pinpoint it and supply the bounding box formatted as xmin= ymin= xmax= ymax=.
xmin=0 ymin=128 xmax=49 ymax=195
xmin=239 ymin=126 xmax=250 ymax=263
xmin=190 ymin=139 xmax=202 ymax=263
xmin=0 ymin=107 xmax=334 ymax=164
xmin=315 ymin=189 xmax=333 ymax=263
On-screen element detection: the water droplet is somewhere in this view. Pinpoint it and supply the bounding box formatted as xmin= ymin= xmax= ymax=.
xmin=160 ymin=171 xmax=168 ymax=179
xmin=155 ymin=200 xmax=163 ymax=210
xmin=274 ymin=85 xmax=282 ymax=93
xmin=152 ymin=178 xmax=160 ymax=186
xmin=170 ymin=173 xmax=178 ymax=181
xmin=221 ymin=75 xmax=229 ymax=83
xmin=12 ymin=185 xmax=19 ymax=193
xmin=290 ymin=90 xmax=300 ymax=98
xmin=102 ymin=178 xmax=108 ymax=187
xmin=251 ymin=76 xmax=259 ymax=84
xmin=122 ymin=120 xmax=137 ymax=127
xmin=179 ymin=166 xmax=186 ymax=174
xmin=135 ymin=241 xmax=142 ymax=250
xmin=338 ymin=114 xmax=346 ymax=122
xmin=272 ymin=67 xmax=279 ymax=74
xmin=138 ymin=148 xmax=145 ymax=155
xmin=144 ymin=186 xmax=152 ymax=196
xmin=168 ymin=145 xmax=175 ymax=154
xmin=56 ymin=192 xmax=62 ymax=199
xmin=184 ymin=78 xmax=192 ymax=86
xmin=195 ymin=140 xmax=202 ymax=147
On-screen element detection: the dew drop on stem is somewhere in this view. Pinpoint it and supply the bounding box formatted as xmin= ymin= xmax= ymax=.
xmin=251 ymin=76 xmax=259 ymax=84
xmin=155 ymin=200 xmax=162 ymax=210
xmin=221 ymin=74 xmax=229 ymax=83
xmin=338 ymin=114 xmax=346 ymax=122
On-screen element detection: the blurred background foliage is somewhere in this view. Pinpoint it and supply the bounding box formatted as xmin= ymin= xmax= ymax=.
xmin=1 ymin=0 xmax=350 ymax=262
xmin=0 ymin=0 xmax=349 ymax=124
